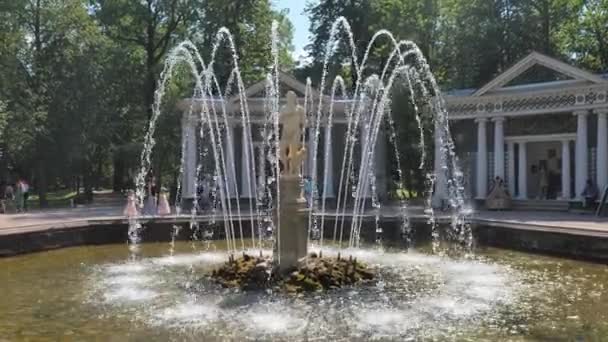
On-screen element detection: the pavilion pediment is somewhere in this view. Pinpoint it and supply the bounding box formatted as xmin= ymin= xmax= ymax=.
xmin=503 ymin=64 xmax=574 ymax=86
xmin=230 ymin=71 xmax=318 ymax=103
xmin=472 ymin=52 xmax=606 ymax=97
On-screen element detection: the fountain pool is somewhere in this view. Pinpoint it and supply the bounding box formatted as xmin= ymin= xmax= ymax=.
xmin=1 ymin=241 xmax=607 ymax=340
xmin=2 ymin=15 xmax=606 ymax=342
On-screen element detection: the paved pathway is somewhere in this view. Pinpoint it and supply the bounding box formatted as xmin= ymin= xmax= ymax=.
xmin=0 ymin=203 xmax=607 ymax=237
xmin=474 ymin=210 xmax=608 ymax=237
xmin=0 ymin=206 xmax=123 ymax=235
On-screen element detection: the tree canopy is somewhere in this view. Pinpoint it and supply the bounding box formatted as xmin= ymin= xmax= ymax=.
xmin=303 ymin=0 xmax=606 ymax=195
xmin=0 ymin=0 xmax=294 ymax=206
xmin=0 ymin=0 xmax=605 ymax=205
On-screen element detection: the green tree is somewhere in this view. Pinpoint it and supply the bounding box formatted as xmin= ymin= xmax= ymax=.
xmin=0 ymin=0 xmax=101 ymax=205
xmin=304 ymin=0 xmax=441 ymax=197
xmin=432 ymin=0 xmax=583 ymax=89
xmin=91 ymin=0 xmax=295 ymax=191
xmin=274 ymin=8 xmax=296 ymax=71
xmin=306 ymin=0 xmax=373 ymax=88
xmin=192 ymin=0 xmax=293 ymax=84
xmin=557 ymin=0 xmax=608 ymax=71
xmin=92 ymin=0 xmax=200 ymax=120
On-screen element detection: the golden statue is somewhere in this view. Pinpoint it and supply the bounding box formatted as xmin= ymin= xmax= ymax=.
xmin=280 ymin=91 xmax=306 ymax=176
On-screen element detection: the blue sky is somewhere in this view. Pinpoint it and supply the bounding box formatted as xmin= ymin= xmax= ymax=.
xmin=273 ymin=0 xmax=315 ymax=61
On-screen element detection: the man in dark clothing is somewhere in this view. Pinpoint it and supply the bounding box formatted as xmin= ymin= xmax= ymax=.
xmin=582 ymin=179 xmax=599 ymax=208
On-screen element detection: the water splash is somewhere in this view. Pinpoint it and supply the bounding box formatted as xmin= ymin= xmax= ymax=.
xmin=129 ymin=16 xmax=473 ymax=263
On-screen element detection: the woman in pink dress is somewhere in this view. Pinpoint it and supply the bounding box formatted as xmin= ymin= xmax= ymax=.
xmin=157 ymin=188 xmax=171 ymax=215
xmin=123 ymin=190 xmax=139 ymax=217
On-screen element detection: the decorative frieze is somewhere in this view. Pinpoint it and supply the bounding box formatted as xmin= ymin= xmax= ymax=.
xmin=446 ymin=84 xmax=608 ymax=119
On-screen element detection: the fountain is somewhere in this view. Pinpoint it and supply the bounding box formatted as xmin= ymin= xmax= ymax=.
xmin=128 ymin=16 xmax=470 ymax=266
xmin=2 ymin=16 xmax=608 ymax=342
xmin=121 ymin=14 xmax=475 ymax=287
xmin=205 ymin=89 xmax=375 ymax=291
xmin=109 ymin=13 xmax=515 ymax=337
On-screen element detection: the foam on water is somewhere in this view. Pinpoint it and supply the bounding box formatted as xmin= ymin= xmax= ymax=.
xmin=154 ymin=303 xmax=219 ymax=327
xmin=88 ymin=248 xmax=519 ymax=339
xmin=104 ymin=275 xmax=154 ymax=286
xmin=242 ymin=306 xmax=305 ymax=335
xmin=104 ymin=263 xmax=148 ymax=274
xmin=355 ymin=308 xmax=422 ymax=335
xmin=103 ymin=287 xmax=158 ymax=302
xmin=151 ymin=252 xmax=226 ymax=266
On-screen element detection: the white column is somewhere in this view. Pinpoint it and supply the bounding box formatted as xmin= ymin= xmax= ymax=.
xmin=432 ymin=119 xmax=447 ymax=206
xmin=518 ymin=142 xmax=527 ymax=199
xmin=475 ymin=118 xmax=488 ymax=199
xmin=360 ymin=122 xmax=371 ymax=198
xmin=323 ymin=124 xmax=335 ymax=198
xmin=561 ymin=139 xmax=571 ymax=199
xmin=493 ymin=117 xmax=505 ymax=179
xmin=224 ymin=123 xmax=237 ymax=198
xmin=375 ymin=127 xmax=388 ymax=201
xmin=257 ymin=144 xmax=265 ymax=197
xmin=181 ymin=113 xmax=197 ymax=199
xmin=307 ymin=128 xmax=315 ymax=178
xmin=240 ymin=124 xmax=253 ymax=198
xmin=596 ymin=109 xmax=608 ymax=191
xmin=574 ymin=111 xmax=589 ymax=199
xmin=507 ymin=141 xmax=516 ymax=196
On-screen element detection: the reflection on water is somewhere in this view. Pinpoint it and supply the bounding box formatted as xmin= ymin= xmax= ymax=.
xmin=0 ymin=242 xmax=606 ymax=341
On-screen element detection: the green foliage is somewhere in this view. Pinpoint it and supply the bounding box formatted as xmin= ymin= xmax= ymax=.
xmin=556 ymin=0 xmax=608 ymax=71
xmin=26 ymin=189 xmax=77 ymax=209
xmin=0 ymin=0 xmax=295 ymax=206
xmin=0 ymin=0 xmax=605 ymax=205
xmin=303 ymin=0 xmax=604 ymax=198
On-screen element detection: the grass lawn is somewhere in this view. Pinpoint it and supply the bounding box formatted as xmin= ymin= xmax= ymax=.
xmin=26 ymin=189 xmax=78 ymax=209
xmin=392 ymin=188 xmax=418 ymax=200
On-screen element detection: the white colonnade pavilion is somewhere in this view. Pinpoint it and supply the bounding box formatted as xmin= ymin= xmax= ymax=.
xmin=439 ymin=52 xmax=608 ymax=203
xmin=177 ymin=72 xmax=388 ymax=206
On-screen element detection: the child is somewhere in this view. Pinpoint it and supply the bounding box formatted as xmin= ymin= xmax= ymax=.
xmin=303 ymin=177 xmax=313 ymax=208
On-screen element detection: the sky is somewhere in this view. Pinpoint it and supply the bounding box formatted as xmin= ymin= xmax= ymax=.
xmin=273 ymin=0 xmax=315 ymax=62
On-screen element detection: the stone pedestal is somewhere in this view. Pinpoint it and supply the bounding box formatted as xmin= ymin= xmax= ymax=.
xmin=276 ymin=176 xmax=308 ymax=272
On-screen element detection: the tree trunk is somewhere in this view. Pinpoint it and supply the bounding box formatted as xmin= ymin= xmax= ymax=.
xmin=145 ymin=58 xmax=155 ymax=120
xmin=113 ymin=156 xmax=124 ymax=191
xmin=144 ymin=2 xmax=158 ymax=122
xmin=541 ymin=0 xmax=551 ymax=54
xmin=37 ymin=160 xmax=48 ymax=208
xmin=83 ymin=169 xmax=94 ymax=203
xmin=96 ymin=158 xmax=103 ymax=190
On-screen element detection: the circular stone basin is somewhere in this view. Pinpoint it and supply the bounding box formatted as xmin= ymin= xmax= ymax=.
xmin=1 ymin=242 xmax=607 ymax=340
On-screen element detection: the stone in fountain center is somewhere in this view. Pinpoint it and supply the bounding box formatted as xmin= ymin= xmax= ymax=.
xmin=276 ymin=91 xmax=308 ymax=272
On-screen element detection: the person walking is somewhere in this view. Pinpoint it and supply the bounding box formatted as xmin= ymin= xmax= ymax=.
xmin=14 ymin=180 xmax=23 ymax=213
xmin=538 ymin=166 xmax=549 ymax=200
xmin=142 ymin=176 xmax=157 ymax=216
xmin=303 ymin=177 xmax=314 ymax=208
xmin=3 ymin=183 xmax=14 ymax=213
xmin=20 ymin=178 xmax=29 ymax=212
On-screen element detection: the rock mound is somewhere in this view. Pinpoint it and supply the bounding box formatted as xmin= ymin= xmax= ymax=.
xmin=209 ymin=252 xmax=375 ymax=293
